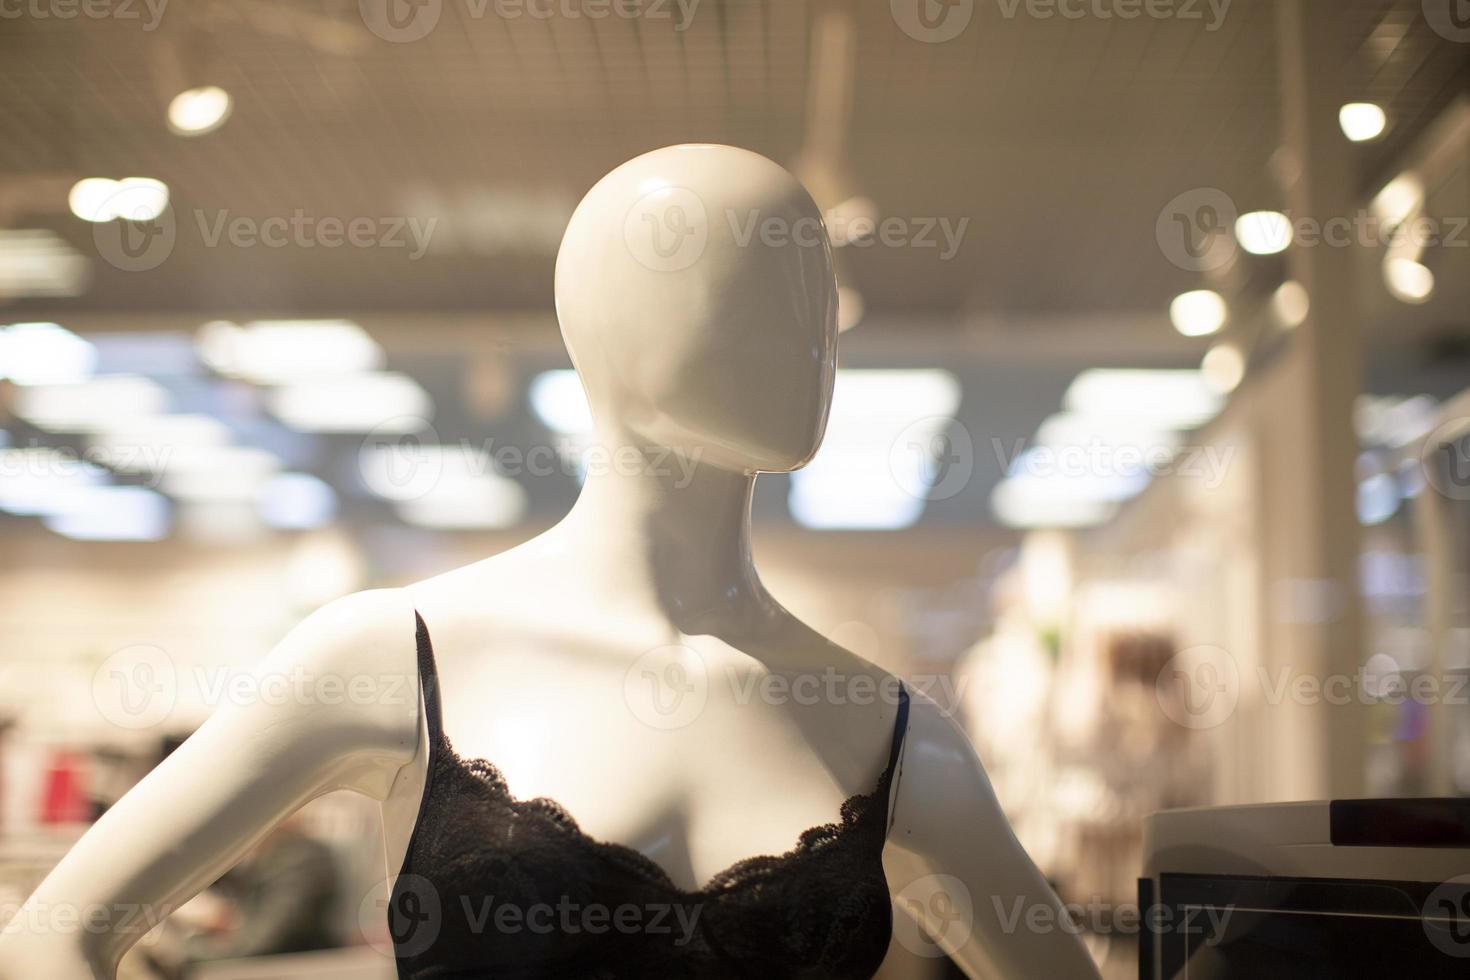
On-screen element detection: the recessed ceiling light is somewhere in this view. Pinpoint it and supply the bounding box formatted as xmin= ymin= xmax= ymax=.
xmin=837 ymin=286 xmax=865 ymax=333
xmin=1339 ymin=102 xmax=1386 ymax=142
xmin=1271 ymin=280 xmax=1310 ymax=330
xmin=68 ymin=177 xmax=169 ymax=222
xmin=1201 ymin=343 xmax=1245 ymax=394
xmin=1169 ymin=289 xmax=1227 ymax=337
xmin=1371 ymin=173 xmax=1423 ymax=228
xmin=167 ymin=86 xmax=233 ymax=136
xmin=1235 ymin=211 xmax=1291 ymax=256
xmin=1384 ymin=258 xmax=1434 ymax=304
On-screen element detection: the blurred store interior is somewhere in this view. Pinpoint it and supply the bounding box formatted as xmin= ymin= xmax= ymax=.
xmin=1 ymin=1 xmax=1469 ymax=977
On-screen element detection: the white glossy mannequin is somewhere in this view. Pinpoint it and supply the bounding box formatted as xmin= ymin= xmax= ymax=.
xmin=0 ymin=145 xmax=1099 ymax=980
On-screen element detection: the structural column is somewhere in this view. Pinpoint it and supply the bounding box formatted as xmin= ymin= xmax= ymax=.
xmin=1259 ymin=0 xmax=1369 ymax=799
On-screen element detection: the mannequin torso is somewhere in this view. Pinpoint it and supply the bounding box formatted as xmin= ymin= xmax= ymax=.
xmin=389 ymin=522 xmax=900 ymax=893
xmin=0 ymin=145 xmax=1100 ymax=980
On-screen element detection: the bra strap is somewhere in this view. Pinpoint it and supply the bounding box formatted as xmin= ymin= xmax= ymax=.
xmin=883 ymin=681 xmax=910 ymax=833
xmin=414 ymin=612 xmax=445 ymax=743
xmin=887 ymin=681 xmax=910 ymax=772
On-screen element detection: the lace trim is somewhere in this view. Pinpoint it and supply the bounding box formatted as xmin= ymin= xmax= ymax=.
xmin=431 ymin=729 xmax=896 ymax=897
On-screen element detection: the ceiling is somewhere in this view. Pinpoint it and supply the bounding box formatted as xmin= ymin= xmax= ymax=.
xmin=0 ymin=0 xmax=1467 ymax=540
xmin=0 ymin=0 xmax=1465 ymax=335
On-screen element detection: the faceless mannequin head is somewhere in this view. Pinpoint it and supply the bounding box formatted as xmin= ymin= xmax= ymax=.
xmin=554 ymin=144 xmax=837 ymax=474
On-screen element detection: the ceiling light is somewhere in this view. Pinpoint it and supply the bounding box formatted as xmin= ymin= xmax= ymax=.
xmin=258 ymin=473 xmax=337 ymax=530
xmin=1355 ymin=473 xmax=1399 ymax=525
xmin=990 ymin=477 xmax=1119 ymax=530
xmin=87 ymin=414 xmax=232 ymax=473
xmin=0 ymin=322 xmax=97 ymax=385
xmin=197 ymin=319 xmax=383 ymax=383
xmin=526 ymin=370 xmax=597 ymax=479
xmin=1035 ymin=413 xmax=1182 ymax=461
xmin=1384 ymin=258 xmax=1434 ymax=304
xmin=16 ymin=375 xmax=170 ymax=432
xmin=68 ymin=179 xmax=120 ymax=222
xmin=1271 ymin=280 xmax=1309 ymax=330
xmin=42 ymin=485 xmax=171 ymax=542
xmin=1004 ymin=449 xmax=1149 ymax=501
xmin=1355 ymin=394 xmax=1439 ymax=448
xmin=529 ymin=370 xmax=593 ymax=436
xmin=1169 ymin=289 xmax=1227 ymax=337
xmin=69 ymin=178 xmax=169 ymax=223
xmin=167 ymin=86 xmax=233 ymax=136
xmin=0 ymin=230 xmax=88 ymax=298
xmin=1339 ymin=103 xmax=1386 ymax=142
xmin=111 ymin=178 xmax=169 ymax=222
xmin=1201 ymin=343 xmax=1245 ymax=394
xmin=156 ymin=446 xmax=281 ymax=502
xmin=837 ymin=286 xmax=865 ymax=333
xmin=1063 ymin=369 xmax=1224 ymax=429
xmin=0 ymin=448 xmax=109 ymax=516
xmin=789 ymin=370 xmax=962 ymax=530
xmin=395 ymin=465 xmax=528 ymax=530
xmin=269 ymin=372 xmax=431 ymax=433
xmin=1371 ymin=174 xmax=1424 ymax=229
xmin=1234 ymin=211 xmax=1291 ymax=255
xmin=827 ymin=196 xmax=879 ymax=247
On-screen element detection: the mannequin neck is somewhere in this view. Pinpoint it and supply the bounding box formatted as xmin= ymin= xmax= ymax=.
xmin=555 ymin=433 xmax=772 ymax=637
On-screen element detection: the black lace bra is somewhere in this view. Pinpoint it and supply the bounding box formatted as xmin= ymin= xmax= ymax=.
xmin=390 ymin=613 xmax=911 ymax=979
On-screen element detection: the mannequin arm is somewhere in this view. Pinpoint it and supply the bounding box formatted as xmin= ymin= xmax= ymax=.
xmin=888 ymin=694 xmax=1101 ymax=980
xmin=0 ymin=590 xmax=420 ymax=980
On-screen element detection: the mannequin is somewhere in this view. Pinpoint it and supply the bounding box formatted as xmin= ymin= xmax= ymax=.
xmin=0 ymin=145 xmax=1099 ymax=979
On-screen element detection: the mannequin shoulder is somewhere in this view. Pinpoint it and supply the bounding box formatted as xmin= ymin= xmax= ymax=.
xmin=267 ymin=587 xmax=422 ymax=680
xmin=255 ymin=588 xmax=424 ymax=755
xmin=888 ymin=687 xmax=1013 ymax=846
